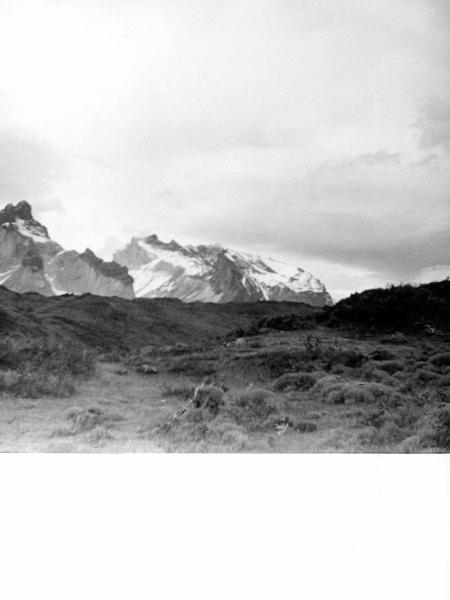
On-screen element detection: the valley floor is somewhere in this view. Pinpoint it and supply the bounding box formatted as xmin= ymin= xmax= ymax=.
xmin=1 ymin=327 xmax=449 ymax=452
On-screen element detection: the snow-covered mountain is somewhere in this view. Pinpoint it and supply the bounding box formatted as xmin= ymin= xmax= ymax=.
xmin=114 ymin=234 xmax=332 ymax=306
xmin=0 ymin=201 xmax=134 ymax=298
xmin=0 ymin=201 xmax=332 ymax=305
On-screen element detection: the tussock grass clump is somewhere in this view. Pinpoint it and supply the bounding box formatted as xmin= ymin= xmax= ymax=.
xmin=356 ymin=422 xmax=406 ymax=447
xmin=360 ymin=364 xmax=398 ymax=386
xmin=206 ymin=416 xmax=249 ymax=451
xmin=0 ymin=369 xmax=76 ymax=398
xmin=380 ymin=332 xmax=408 ymax=345
xmin=414 ymin=369 xmax=439 ymax=386
xmin=362 ymin=405 xmax=420 ymax=431
xmin=376 ymin=360 xmax=404 ymax=375
xmin=322 ymin=346 xmax=367 ymax=369
xmin=293 ymin=420 xmax=318 ymax=433
xmin=258 ymin=348 xmax=309 ymax=377
xmin=437 ymin=375 xmax=450 ymax=388
xmin=0 ymin=336 xmax=95 ymax=377
xmin=192 ymin=385 xmax=225 ymax=412
xmin=244 ymin=313 xmax=317 ymax=335
xmin=167 ymin=356 xmax=217 ymax=376
xmin=430 ymin=409 xmax=450 ymax=450
xmin=160 ymin=384 xmax=196 ymax=400
xmin=85 ymin=426 xmax=114 ymax=445
xmin=232 ymin=388 xmax=278 ymax=418
xmin=155 ymin=405 xmax=250 ymax=452
xmin=0 ymin=335 xmax=95 ymax=398
xmin=429 ymin=352 xmax=450 ymax=368
xmin=272 ymin=372 xmax=318 ymax=392
xmin=311 ymin=376 xmax=405 ymax=405
xmin=369 ymin=348 xmax=397 ymax=361
xmin=65 ymin=406 xmax=124 ymax=433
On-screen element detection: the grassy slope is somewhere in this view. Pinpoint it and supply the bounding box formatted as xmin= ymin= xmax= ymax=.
xmin=1 ymin=327 xmax=449 ymax=452
xmin=0 ymin=285 xmax=318 ymax=350
xmin=1 ymin=280 xmax=449 ymax=453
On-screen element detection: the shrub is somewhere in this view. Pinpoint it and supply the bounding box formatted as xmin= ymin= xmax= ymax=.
xmin=272 ymin=372 xmax=317 ymax=392
xmin=85 ymin=426 xmax=114 ymax=444
xmin=325 ymin=281 xmax=450 ymax=333
xmin=0 ymin=368 xmax=75 ymax=398
xmin=430 ymin=408 xmax=450 ymax=450
xmin=161 ymin=384 xmax=196 ymax=400
xmin=414 ymin=369 xmax=439 ymax=386
xmin=437 ymin=375 xmax=450 ymax=388
xmin=258 ymin=349 xmax=309 ymax=377
xmin=322 ymin=346 xmax=367 ymax=369
xmin=207 ymin=417 xmax=249 ymax=451
xmin=65 ymin=406 xmax=123 ymax=433
xmin=167 ymin=356 xmax=217 ymax=376
xmin=361 ymin=364 xmax=397 ymax=386
xmin=243 ymin=313 xmax=317 ymax=335
xmin=357 ymin=422 xmax=406 ymax=446
xmin=264 ymin=414 xmax=294 ymax=429
xmin=369 ymin=348 xmax=397 ymax=361
xmin=192 ymin=385 xmax=225 ymax=412
xmin=380 ymin=332 xmax=408 ymax=345
xmin=311 ymin=376 xmax=405 ymax=405
xmin=429 ymin=352 xmax=450 ymax=368
xmin=293 ymin=420 xmax=318 ymax=433
xmin=233 ymin=388 xmax=278 ymax=418
xmin=7 ymin=337 xmax=94 ymax=376
xmin=376 ymin=360 xmax=404 ymax=375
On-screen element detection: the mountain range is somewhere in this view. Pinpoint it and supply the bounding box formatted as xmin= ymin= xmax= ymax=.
xmin=0 ymin=201 xmax=332 ymax=306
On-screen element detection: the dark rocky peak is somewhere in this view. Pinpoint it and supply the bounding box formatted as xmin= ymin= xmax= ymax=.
xmin=192 ymin=244 xmax=225 ymax=258
xmin=80 ymin=248 xmax=134 ymax=285
xmin=0 ymin=201 xmax=49 ymax=237
xmin=144 ymin=234 xmax=159 ymax=244
xmin=0 ymin=200 xmax=33 ymax=224
xmin=144 ymin=233 xmax=184 ymax=253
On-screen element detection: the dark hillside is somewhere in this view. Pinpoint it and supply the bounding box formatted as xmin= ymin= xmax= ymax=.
xmin=323 ymin=280 xmax=450 ymax=333
xmin=0 ymin=286 xmax=317 ymax=350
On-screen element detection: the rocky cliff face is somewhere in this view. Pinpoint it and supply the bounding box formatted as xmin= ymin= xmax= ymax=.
xmin=114 ymin=235 xmax=332 ymax=306
xmin=0 ymin=201 xmax=134 ymax=298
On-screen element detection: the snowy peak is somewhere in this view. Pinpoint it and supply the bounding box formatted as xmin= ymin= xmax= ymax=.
xmin=0 ymin=200 xmax=50 ymax=241
xmin=0 ymin=202 xmax=331 ymax=305
xmin=0 ymin=201 xmax=134 ymax=298
xmin=114 ymin=234 xmax=332 ymax=306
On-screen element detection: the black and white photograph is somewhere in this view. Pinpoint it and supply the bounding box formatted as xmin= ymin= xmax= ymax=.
xmin=0 ymin=0 xmax=449 ymax=454
xmin=1 ymin=3 xmax=449 ymax=600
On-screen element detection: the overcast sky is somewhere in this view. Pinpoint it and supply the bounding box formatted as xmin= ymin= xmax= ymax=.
xmin=1 ymin=0 xmax=449 ymax=299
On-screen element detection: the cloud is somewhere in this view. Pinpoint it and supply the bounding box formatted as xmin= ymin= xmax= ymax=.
xmin=0 ymin=0 xmax=449 ymax=299
xmin=0 ymin=129 xmax=68 ymax=204
xmin=413 ymin=99 xmax=450 ymax=152
xmin=334 ymin=151 xmax=402 ymax=169
xmin=169 ymin=149 xmax=449 ymax=284
xmin=410 ymin=153 xmax=440 ymax=172
xmin=34 ymin=196 xmax=65 ymax=214
xmin=414 ymin=265 xmax=450 ymax=284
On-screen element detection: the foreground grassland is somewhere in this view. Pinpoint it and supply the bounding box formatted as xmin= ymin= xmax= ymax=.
xmin=1 ymin=328 xmax=449 ymax=452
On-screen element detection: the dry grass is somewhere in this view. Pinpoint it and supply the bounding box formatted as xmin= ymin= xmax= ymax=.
xmin=272 ymin=372 xmax=318 ymax=392
xmin=0 ymin=326 xmax=449 ymax=452
xmin=0 ymin=335 xmax=95 ymax=398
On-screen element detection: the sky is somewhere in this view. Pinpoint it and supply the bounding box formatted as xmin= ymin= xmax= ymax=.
xmin=0 ymin=0 xmax=449 ymax=300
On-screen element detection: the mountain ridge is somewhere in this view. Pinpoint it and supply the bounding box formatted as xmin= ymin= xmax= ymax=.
xmin=0 ymin=201 xmax=332 ymax=305
xmin=0 ymin=201 xmax=134 ymax=298
xmin=114 ymin=233 xmax=332 ymax=306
